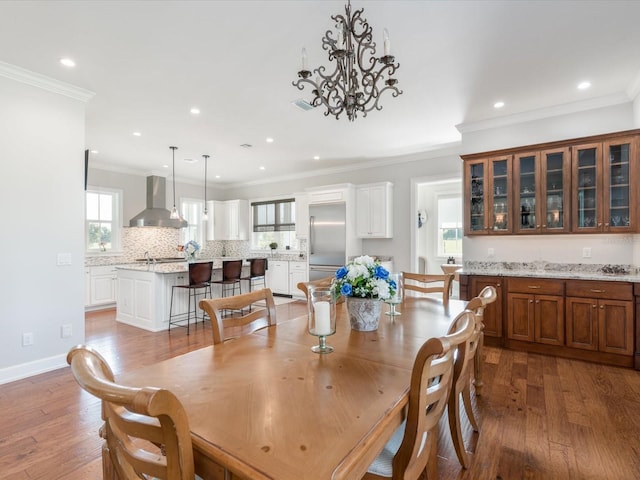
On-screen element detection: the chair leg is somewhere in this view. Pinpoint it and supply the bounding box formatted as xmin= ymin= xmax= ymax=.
xmin=474 ymin=331 xmax=485 ymax=396
xmin=168 ymin=286 xmax=175 ymax=332
xmin=461 ymin=382 xmax=479 ymax=432
xmin=425 ymin=425 xmax=438 ymax=480
xmin=447 ymin=390 xmax=470 ymax=468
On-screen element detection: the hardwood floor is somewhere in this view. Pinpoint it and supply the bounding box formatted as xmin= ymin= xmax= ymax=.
xmin=1 ymin=304 xmax=639 ymax=479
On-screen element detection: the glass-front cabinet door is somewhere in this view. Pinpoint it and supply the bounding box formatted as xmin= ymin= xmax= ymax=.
xmin=464 ymin=159 xmax=488 ymax=235
xmin=513 ymin=152 xmax=539 ymax=234
xmin=572 ymin=143 xmax=601 ymax=233
xmin=541 ymin=147 xmax=570 ymax=233
xmin=489 ymin=156 xmax=512 ymax=234
xmin=603 ymin=136 xmax=635 ymax=232
xmin=464 ymin=156 xmax=512 ymax=235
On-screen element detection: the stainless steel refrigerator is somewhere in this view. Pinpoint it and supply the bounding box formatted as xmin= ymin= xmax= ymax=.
xmin=308 ymin=203 xmax=346 ymax=281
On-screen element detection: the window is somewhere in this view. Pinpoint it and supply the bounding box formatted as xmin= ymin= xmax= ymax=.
xmin=180 ymin=198 xmax=205 ymax=246
xmin=436 ymin=195 xmax=462 ymax=257
xmin=251 ymin=198 xmax=299 ymax=250
xmin=86 ymin=187 xmax=122 ymax=252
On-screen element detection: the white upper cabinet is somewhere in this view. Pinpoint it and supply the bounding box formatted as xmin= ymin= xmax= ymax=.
xmin=356 ymin=182 xmax=393 ymax=238
xmin=207 ymin=200 xmax=250 ymax=241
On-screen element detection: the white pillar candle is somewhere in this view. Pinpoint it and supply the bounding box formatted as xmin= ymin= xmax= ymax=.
xmin=383 ymin=28 xmax=390 ymax=56
xmin=315 ymin=301 xmax=331 ymax=335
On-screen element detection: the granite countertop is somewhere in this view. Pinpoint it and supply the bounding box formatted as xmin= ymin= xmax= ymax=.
xmin=460 ymin=261 xmax=640 ymax=283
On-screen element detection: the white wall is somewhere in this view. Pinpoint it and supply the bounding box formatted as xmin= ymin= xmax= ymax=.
xmin=0 ymin=73 xmax=89 ymax=383
xmin=461 ymin=101 xmax=639 ymax=268
xmin=221 ymin=152 xmax=462 ymax=273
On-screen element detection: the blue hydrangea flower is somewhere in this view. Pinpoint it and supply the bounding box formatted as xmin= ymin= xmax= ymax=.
xmin=374 ymin=265 xmax=389 ymax=280
xmin=336 ymin=266 xmax=348 ymax=279
xmin=340 ymin=283 xmax=353 ymax=296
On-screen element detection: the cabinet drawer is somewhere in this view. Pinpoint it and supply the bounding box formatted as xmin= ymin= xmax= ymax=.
xmin=289 ymin=262 xmax=307 ymax=272
xmin=566 ymin=280 xmax=632 ymax=300
xmin=507 ymin=277 xmax=564 ymax=295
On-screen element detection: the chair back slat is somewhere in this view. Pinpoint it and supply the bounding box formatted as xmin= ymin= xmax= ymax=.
xmin=200 ymin=288 xmax=277 ymax=344
xmin=67 ymin=346 xmax=194 ymax=480
xmin=402 ymin=272 xmax=454 ymax=304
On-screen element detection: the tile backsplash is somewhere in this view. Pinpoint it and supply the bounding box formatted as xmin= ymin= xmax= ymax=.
xmin=86 ymin=227 xmax=307 ymax=266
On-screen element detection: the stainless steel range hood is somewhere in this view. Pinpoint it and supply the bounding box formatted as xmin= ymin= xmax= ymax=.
xmin=129 ymin=176 xmax=187 ymax=228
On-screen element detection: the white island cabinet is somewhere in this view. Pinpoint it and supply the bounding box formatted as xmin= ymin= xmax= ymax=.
xmin=116 ymin=264 xmax=200 ymax=332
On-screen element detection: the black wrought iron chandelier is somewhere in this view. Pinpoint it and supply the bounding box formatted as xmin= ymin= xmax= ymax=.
xmin=292 ymin=0 xmax=402 ymax=121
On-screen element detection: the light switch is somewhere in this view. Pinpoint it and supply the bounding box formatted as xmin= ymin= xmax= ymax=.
xmin=487 ymin=248 xmax=495 ymax=257
xmin=57 ymin=253 xmax=72 ymax=266
xmin=582 ymin=247 xmax=591 ymax=258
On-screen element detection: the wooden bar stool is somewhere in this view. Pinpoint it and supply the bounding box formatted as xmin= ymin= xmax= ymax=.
xmin=168 ymin=261 xmax=213 ymax=335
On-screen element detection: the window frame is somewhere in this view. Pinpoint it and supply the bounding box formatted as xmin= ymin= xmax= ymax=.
xmin=251 ymin=198 xmax=296 ymax=232
xmin=85 ymin=186 xmax=123 ymax=253
xmin=180 ymin=197 xmax=205 ymax=247
xmin=435 ymin=193 xmax=463 ymax=258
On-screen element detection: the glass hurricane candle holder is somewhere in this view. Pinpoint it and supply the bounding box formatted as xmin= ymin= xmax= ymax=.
xmin=384 ymin=272 xmax=403 ymax=316
xmin=308 ymin=287 xmax=336 ymax=353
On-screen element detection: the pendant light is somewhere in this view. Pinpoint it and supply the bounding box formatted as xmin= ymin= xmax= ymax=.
xmin=169 ymin=146 xmax=180 ymax=219
xmin=202 ymin=154 xmax=210 ymax=221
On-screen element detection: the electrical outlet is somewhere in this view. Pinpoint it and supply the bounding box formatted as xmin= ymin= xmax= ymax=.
xmin=582 ymin=247 xmax=592 ymax=258
xmin=61 ymin=324 xmax=73 ymax=338
xmin=487 ymin=248 xmax=495 ymax=257
xmin=22 ymin=332 xmax=34 ymax=346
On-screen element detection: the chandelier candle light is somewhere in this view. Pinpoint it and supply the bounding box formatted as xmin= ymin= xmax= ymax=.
xmin=293 ymin=0 xmax=402 ymax=121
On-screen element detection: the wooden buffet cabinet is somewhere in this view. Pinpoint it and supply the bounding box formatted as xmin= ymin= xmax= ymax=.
xmin=460 ymin=274 xmax=639 ymax=369
xmin=463 ymin=129 xmax=638 ymax=236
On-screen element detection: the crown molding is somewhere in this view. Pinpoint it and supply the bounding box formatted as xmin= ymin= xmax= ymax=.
xmin=456 ymin=93 xmax=631 ymax=135
xmin=0 ymin=61 xmax=95 ymax=102
xmin=627 ymin=69 xmax=640 ymax=101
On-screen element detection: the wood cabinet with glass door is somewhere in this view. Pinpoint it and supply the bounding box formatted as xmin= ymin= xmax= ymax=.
xmin=571 ymin=136 xmax=636 ymax=233
xmin=464 ymin=156 xmax=512 ymax=235
xmin=513 ymin=147 xmax=571 ymax=234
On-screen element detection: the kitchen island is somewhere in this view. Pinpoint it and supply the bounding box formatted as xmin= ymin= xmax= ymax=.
xmin=115 ymin=259 xmax=246 ymax=332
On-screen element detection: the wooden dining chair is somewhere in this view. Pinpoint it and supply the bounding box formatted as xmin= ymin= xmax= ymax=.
xmin=364 ymin=309 xmax=476 ymax=480
xmin=471 ymin=286 xmax=497 ymax=396
xmin=297 ymin=276 xmax=344 ymax=303
xmin=446 ymin=296 xmax=484 ymax=469
xmin=402 ymin=272 xmax=455 ymax=304
xmin=199 ymin=288 xmax=277 ymax=344
xmin=66 ymin=345 xmax=195 ymax=480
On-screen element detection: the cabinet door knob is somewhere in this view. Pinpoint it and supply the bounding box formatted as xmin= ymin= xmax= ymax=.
xmin=598 ymin=223 xmax=602 ymax=228
xmin=535 ymin=300 xmax=540 ymax=304
xmin=536 ymin=224 xmax=540 ymax=228
xmin=600 ymin=305 xmax=604 ymax=309
xmin=529 ymin=300 xmax=534 ymax=303
xmin=592 ymin=304 xmax=597 ymax=308
xmin=605 ymin=223 xmax=609 ymax=227
xmin=542 ymin=224 xmax=546 ymax=228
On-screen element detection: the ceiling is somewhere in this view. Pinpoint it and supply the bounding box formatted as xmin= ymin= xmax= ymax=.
xmin=2 ymin=1 xmax=640 ymax=187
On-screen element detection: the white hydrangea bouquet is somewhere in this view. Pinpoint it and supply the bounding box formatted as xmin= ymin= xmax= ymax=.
xmin=332 ymin=255 xmax=396 ymax=300
xmin=183 ymin=240 xmax=200 ymax=262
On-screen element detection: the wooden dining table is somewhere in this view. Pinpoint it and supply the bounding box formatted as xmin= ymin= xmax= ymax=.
xmin=119 ymin=296 xmax=467 ymax=480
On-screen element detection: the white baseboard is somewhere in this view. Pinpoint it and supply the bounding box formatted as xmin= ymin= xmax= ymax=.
xmin=0 ymin=354 xmax=68 ymax=385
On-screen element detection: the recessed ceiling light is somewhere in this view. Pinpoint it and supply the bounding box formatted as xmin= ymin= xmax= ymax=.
xmin=578 ymin=81 xmax=591 ymax=90
xmin=90 ymin=150 xmax=99 ymax=154
xmin=259 ymin=166 xmax=266 ymax=171
xmin=163 ymin=164 xmax=169 ymax=168
xmin=190 ymin=107 xmax=200 ymax=114
xmin=313 ymin=156 xmax=320 ymax=160
xmin=60 ymin=58 xmax=75 ymax=67
xmin=133 ymin=132 xmax=141 ymax=136
xmin=266 ymin=137 xmax=274 ymax=143
xmin=215 ymin=175 xmax=220 ymax=179
xmin=494 ymin=101 xmax=505 ymax=109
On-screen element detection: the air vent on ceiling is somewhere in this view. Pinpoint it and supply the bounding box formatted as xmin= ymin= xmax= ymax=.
xmin=291 ymin=99 xmax=314 ymax=111
xmin=240 ymin=143 xmax=253 ymax=148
